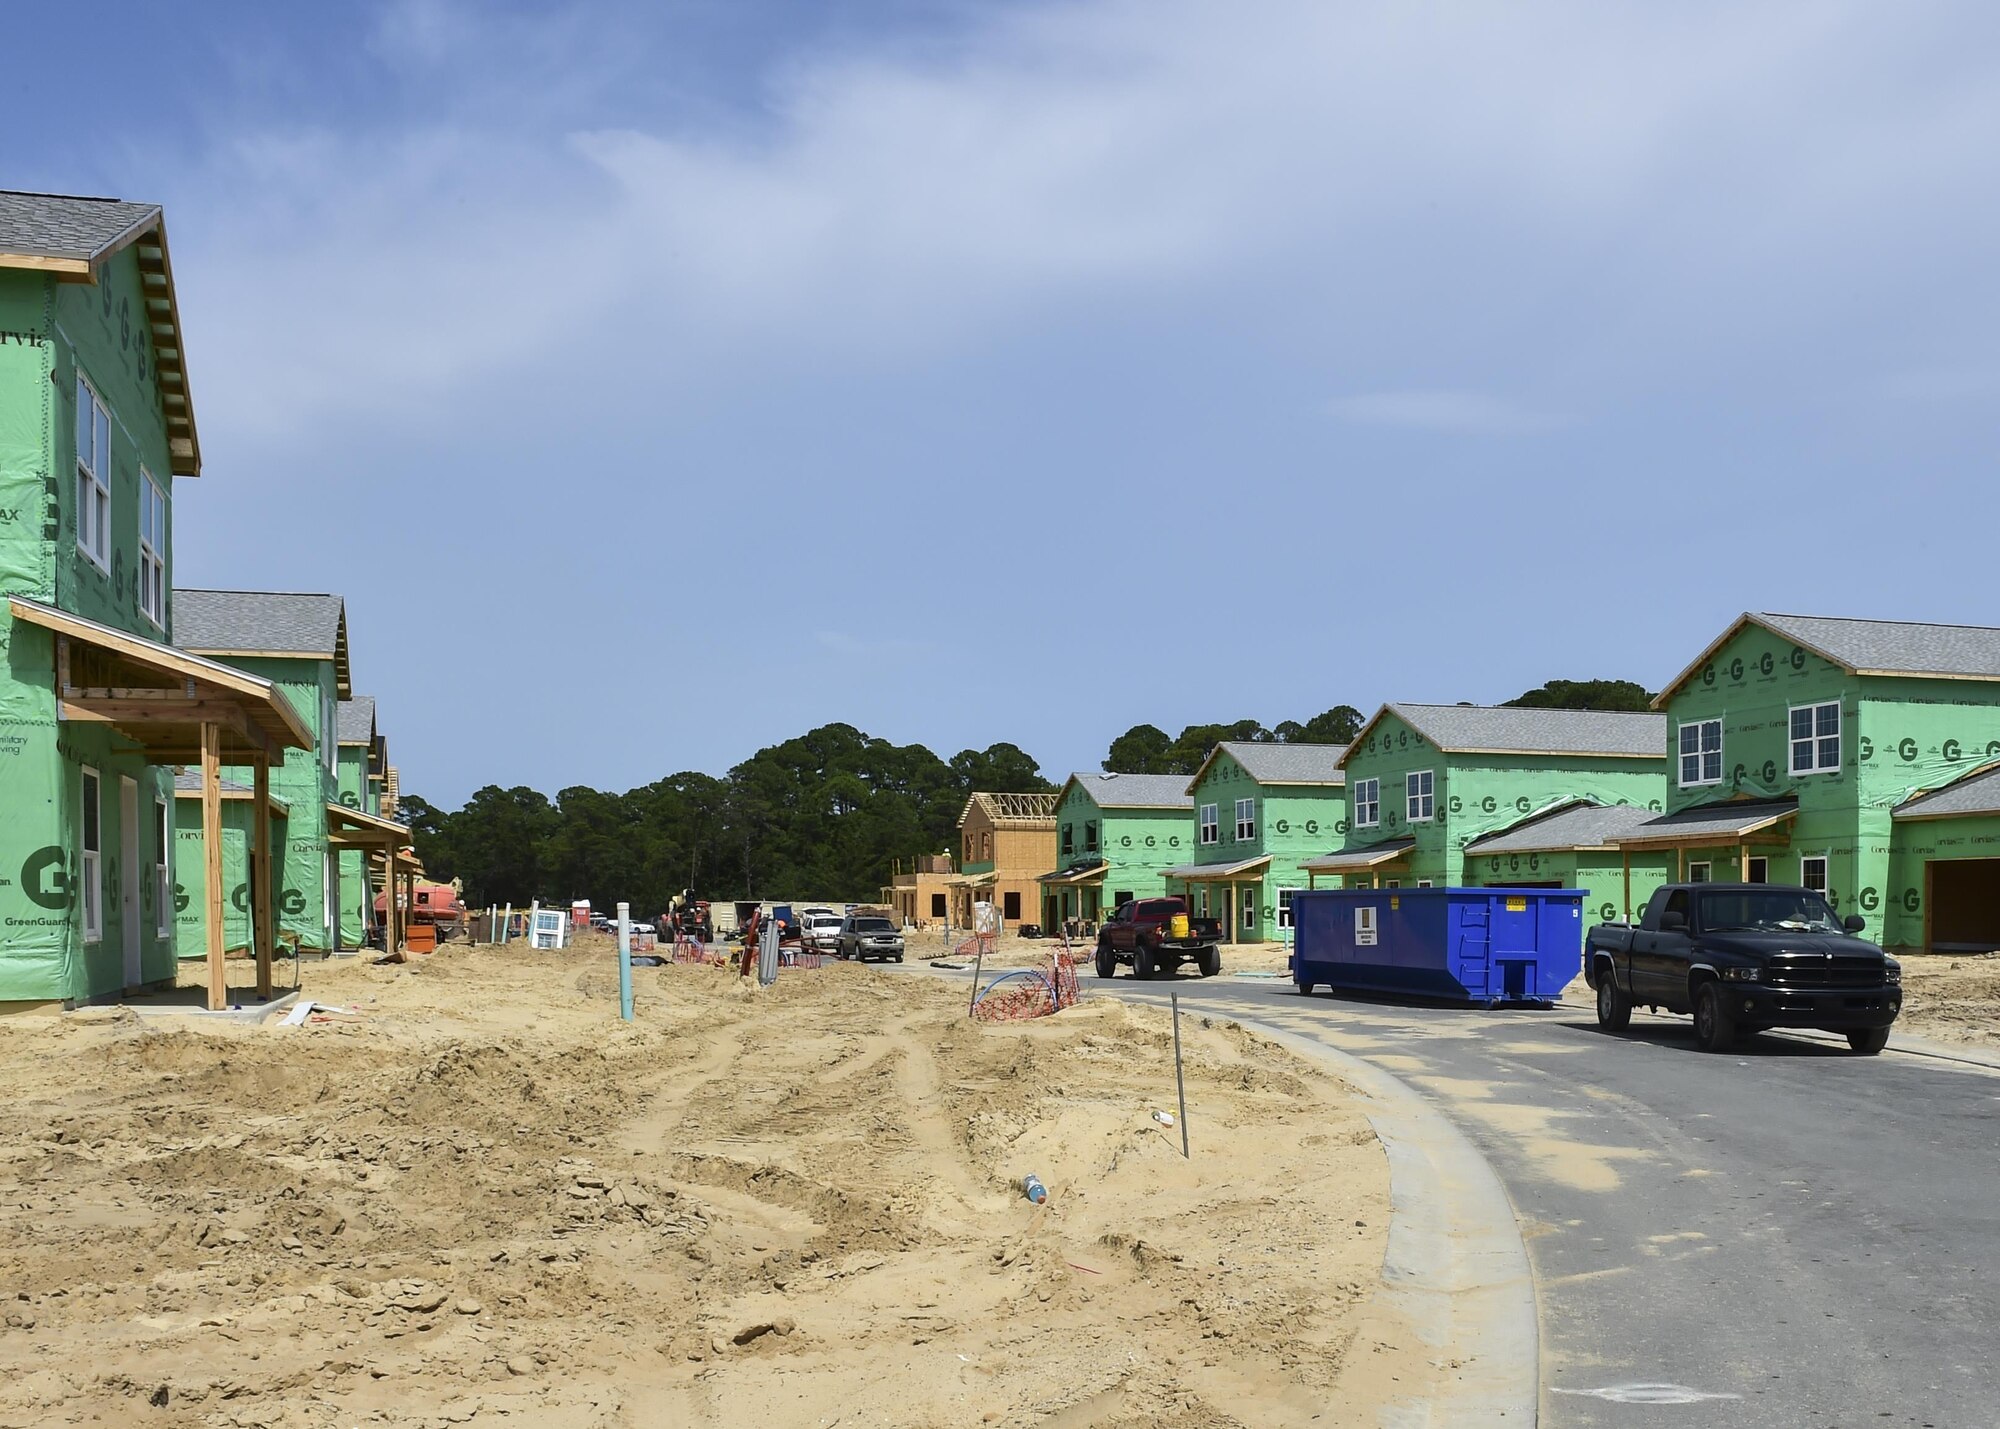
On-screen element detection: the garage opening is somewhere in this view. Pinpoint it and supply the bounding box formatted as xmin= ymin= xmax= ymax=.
xmin=1929 ymin=859 xmax=2000 ymax=952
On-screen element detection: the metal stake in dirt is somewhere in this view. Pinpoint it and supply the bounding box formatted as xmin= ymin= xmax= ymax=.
xmin=500 ymin=903 xmax=512 ymax=947
xmin=969 ymin=936 xmax=986 ymax=1018
xmin=1170 ymin=989 xmax=1190 ymax=1158
xmin=617 ymin=902 xmax=634 ymax=1022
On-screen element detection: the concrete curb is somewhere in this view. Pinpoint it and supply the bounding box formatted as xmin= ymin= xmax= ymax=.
xmin=1235 ymin=1017 xmax=1539 ymax=1427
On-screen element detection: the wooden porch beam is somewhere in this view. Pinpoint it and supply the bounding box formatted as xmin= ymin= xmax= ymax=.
xmin=201 ymin=723 xmax=226 ymax=1012
xmin=254 ymin=758 xmax=273 ymax=999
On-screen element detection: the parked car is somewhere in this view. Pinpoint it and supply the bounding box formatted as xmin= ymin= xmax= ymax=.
xmin=1095 ymin=897 xmax=1223 ymax=979
xmin=1017 ymin=923 xmax=1045 ymax=940
xmin=1584 ymin=883 xmax=1902 ymax=1054
xmin=838 ymin=914 xmax=906 ymax=962
xmin=802 ymin=914 xmax=845 ymax=952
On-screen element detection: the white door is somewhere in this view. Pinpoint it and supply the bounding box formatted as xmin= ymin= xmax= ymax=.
xmin=119 ymin=777 xmax=141 ymax=986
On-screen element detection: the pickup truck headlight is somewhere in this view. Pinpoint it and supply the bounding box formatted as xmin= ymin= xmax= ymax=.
xmin=1718 ymin=966 xmax=1761 ymax=982
xmin=1882 ymin=960 xmax=1901 ymax=985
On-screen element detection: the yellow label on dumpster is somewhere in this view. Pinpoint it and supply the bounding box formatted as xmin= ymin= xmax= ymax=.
xmin=1505 ymin=897 xmax=1527 ymax=912
xmin=1389 ymin=897 xmax=1400 ymax=911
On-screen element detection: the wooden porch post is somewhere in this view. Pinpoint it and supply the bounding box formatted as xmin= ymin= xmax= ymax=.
xmin=384 ymin=844 xmax=399 ymax=954
xmin=1739 ymin=840 xmax=1749 ymax=883
xmin=200 ymin=722 xmax=225 ymax=1012
xmin=253 ymin=757 xmax=273 ymax=999
xmin=1622 ymin=846 xmax=1632 ymax=921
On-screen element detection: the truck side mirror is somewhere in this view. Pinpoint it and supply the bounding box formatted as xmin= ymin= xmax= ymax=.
xmin=1843 ymin=914 xmax=1865 ymax=933
xmin=1659 ymin=910 xmax=1687 ymax=932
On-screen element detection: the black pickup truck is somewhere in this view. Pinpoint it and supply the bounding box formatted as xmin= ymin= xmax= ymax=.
xmin=1095 ymin=897 xmax=1224 ymax=979
xmin=1584 ymin=883 xmax=1901 ymax=1054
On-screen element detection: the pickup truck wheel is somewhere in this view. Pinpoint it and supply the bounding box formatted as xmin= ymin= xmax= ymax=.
xmin=1095 ymin=943 xmax=1117 ymax=979
xmin=1692 ymin=984 xmax=1737 ymax=1053
xmin=1134 ymin=944 xmax=1159 ymax=980
xmin=1846 ymin=1025 xmax=1890 ymax=1055
xmin=1595 ymin=971 xmax=1632 ymax=1032
xmin=1197 ymin=947 xmax=1221 ymax=978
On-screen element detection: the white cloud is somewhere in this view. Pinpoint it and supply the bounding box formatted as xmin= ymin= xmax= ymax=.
xmin=1327 ymin=391 xmax=1565 ymax=435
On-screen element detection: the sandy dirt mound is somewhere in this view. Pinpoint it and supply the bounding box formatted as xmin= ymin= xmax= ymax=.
xmin=0 ymin=944 xmax=1421 ymax=1428
xmin=1895 ymin=953 xmax=2000 ymax=1050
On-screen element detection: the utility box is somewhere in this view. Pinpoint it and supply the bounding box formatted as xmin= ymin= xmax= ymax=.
xmin=1291 ymin=887 xmax=1584 ymax=1005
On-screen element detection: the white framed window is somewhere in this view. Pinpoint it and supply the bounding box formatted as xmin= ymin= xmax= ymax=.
xmin=1406 ymin=770 xmax=1434 ymax=822
xmin=138 ymin=471 xmax=166 ymax=627
xmin=1354 ymin=778 xmax=1379 ymax=828
xmin=80 ymin=766 xmax=103 ymax=942
xmin=1747 ymin=856 xmax=1768 ymax=884
xmin=1801 ymin=855 xmax=1828 ymax=894
xmin=1687 ymin=861 xmax=1712 ymax=883
xmin=1417 ymin=879 xmax=1434 ymax=888
xmin=1679 ymin=719 xmax=1722 ymax=787
xmin=1240 ymin=889 xmax=1257 ymax=931
xmin=1234 ymin=798 xmax=1256 ymax=841
xmin=154 ymin=795 xmax=172 ymax=936
xmin=1277 ymin=888 xmax=1301 ymax=929
xmin=1384 ymin=879 xmax=1401 ymax=889
xmin=1195 ymin=886 xmax=1209 ymax=916
xmin=1061 ymin=823 xmax=1073 ymax=855
xmin=1789 ymin=702 xmax=1841 ymax=776
xmin=75 ymin=375 xmax=111 ymax=572
xmin=1084 ymin=820 xmax=1098 ymax=852
xmin=1199 ymin=803 xmax=1219 ymax=845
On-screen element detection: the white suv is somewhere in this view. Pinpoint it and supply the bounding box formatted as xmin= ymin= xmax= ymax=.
xmin=803 ymin=914 xmax=844 ymax=952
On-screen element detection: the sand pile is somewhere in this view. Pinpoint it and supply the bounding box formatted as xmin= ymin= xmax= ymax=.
xmin=0 ymin=943 xmax=1419 ymax=1428
xmin=1896 ymin=952 xmax=2000 ymax=1050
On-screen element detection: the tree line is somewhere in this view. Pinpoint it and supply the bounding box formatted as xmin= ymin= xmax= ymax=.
xmin=404 ymin=680 xmax=1653 ymax=911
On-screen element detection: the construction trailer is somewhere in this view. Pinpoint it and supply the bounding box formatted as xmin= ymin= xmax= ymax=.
xmin=1037 ymin=773 xmax=1193 ymax=930
xmin=0 ymin=191 xmax=317 ymax=1011
xmin=1602 ymin=612 xmax=2000 ymax=953
xmin=1304 ymin=704 xmax=1669 ymax=907
xmin=1163 ymin=741 xmax=1347 ymax=944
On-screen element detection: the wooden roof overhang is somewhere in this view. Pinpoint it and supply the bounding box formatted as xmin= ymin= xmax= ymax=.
xmin=325 ymin=801 xmax=412 ymax=852
xmin=11 ymin=597 xmax=310 ymax=763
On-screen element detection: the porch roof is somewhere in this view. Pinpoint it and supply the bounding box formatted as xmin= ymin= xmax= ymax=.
xmin=1299 ymin=838 xmax=1416 ymax=873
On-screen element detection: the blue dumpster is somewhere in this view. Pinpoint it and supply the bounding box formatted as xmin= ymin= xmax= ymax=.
xmin=1290 ymin=887 xmax=1584 ymax=1006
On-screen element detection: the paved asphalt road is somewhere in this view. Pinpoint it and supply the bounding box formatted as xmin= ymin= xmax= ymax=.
xmin=906 ymin=959 xmax=2000 ymax=1428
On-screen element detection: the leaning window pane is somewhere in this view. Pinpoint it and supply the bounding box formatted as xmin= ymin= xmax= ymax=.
xmin=1702 ymin=723 xmax=1720 ymax=753
xmin=76 ymin=382 xmax=91 ymax=468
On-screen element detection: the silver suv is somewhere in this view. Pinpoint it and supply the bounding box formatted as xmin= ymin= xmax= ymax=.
xmin=837 ymin=915 xmax=906 ymax=963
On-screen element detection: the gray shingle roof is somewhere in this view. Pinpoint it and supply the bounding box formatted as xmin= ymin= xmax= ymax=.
xmin=1214 ymin=741 xmax=1348 ymax=786
xmin=1070 ymin=773 xmax=1194 ymax=809
xmin=337 ymin=696 xmax=377 ymax=745
xmin=175 ymin=590 xmax=344 ymax=657
xmin=1610 ymin=798 xmax=1799 ymax=846
xmin=1300 ymin=837 xmax=1416 ymax=872
xmin=1895 ymin=764 xmax=2000 ymax=820
xmin=172 ymin=770 xmax=253 ymax=795
xmin=1757 ymin=613 xmax=2000 ymax=680
xmin=0 ymin=191 xmax=161 ymax=262
xmin=1465 ymin=801 xmax=1658 ymax=854
xmin=1376 ymin=704 xmax=1666 ymax=759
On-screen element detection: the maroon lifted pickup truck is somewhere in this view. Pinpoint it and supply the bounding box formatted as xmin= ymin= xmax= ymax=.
xmin=1095 ymin=897 xmax=1224 ymax=979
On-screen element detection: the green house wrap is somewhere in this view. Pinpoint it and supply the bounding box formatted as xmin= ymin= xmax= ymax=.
xmin=1040 ymin=773 xmax=1192 ymax=929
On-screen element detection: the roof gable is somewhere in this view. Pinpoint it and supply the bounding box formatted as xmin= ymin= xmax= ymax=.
xmin=1341 ymin=702 xmax=1665 ymax=764
xmin=1059 ymin=772 xmax=1194 ymax=812
xmin=1188 ymin=740 xmax=1348 ymax=793
xmin=337 ymin=696 xmax=377 ymax=746
xmin=175 ymin=589 xmax=351 ymax=697
xmin=0 ymin=191 xmax=200 ymax=475
xmin=957 ymin=790 xmax=1059 ymax=830
xmin=1657 ymin=612 xmax=2000 ymax=705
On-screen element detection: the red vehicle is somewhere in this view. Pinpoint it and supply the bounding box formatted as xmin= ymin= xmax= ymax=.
xmin=1094 ymin=897 xmax=1224 ymax=979
xmin=375 ymin=879 xmax=467 ymax=939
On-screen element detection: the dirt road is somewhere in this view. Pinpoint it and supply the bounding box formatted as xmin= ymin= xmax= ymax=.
xmin=0 ymin=941 xmax=1426 ymax=1428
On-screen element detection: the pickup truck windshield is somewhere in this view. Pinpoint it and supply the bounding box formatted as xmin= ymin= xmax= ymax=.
xmin=1697 ymin=889 xmax=1843 ymax=934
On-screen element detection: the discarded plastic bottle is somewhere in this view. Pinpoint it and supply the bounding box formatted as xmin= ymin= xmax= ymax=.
xmin=1022 ymin=1174 xmax=1047 ymax=1205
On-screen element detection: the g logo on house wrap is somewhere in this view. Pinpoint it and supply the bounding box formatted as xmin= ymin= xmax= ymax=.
xmin=1860 ymin=887 xmax=1880 ymax=912
xmin=174 ymin=882 xmax=188 ymax=913
xmin=113 ymin=549 xmax=126 ymax=599
xmin=1305 ymin=820 xmax=1318 ymax=835
xmin=1397 ymin=731 xmax=1408 ymax=748
xmin=231 ymin=883 xmax=250 ymax=912
xmin=1448 ymin=796 xmax=1463 ymax=814
xmin=1144 ymin=835 xmax=1155 ymax=848
xmin=1515 ymin=796 xmax=1531 ymax=812
xmin=282 ymin=888 xmax=306 ymax=917
xmin=1168 ymin=835 xmax=1180 ymax=847
xmin=1859 ymin=737 xmax=1874 ymax=762
xmin=1761 ymin=760 xmax=1776 ymax=784
xmin=1480 ymin=796 xmax=1496 ymax=813
xmin=1733 ymin=763 xmax=1747 ymax=784
xmin=1702 ymin=663 xmax=1716 ymax=687
xmin=1648 ymin=799 xmax=1663 ymax=811
xmin=1333 ymin=819 xmax=1348 ymax=834
xmin=20 ymin=846 xmax=70 ymax=909
xmin=1275 ymin=819 xmax=1290 ymax=834
xmin=1944 ymin=739 xmax=1962 ymax=762
xmin=1728 ymin=657 xmax=1744 ymax=682
xmin=1489 ymin=858 xmax=1501 ymax=872
xmin=1758 ymin=652 xmax=1774 ymax=676
xmin=1989 ymin=740 xmax=2000 ymax=758
xmin=1600 ymin=902 xmax=1616 ymax=921
xmin=1898 ymin=737 xmax=1918 ymax=762
xmin=1508 ymin=855 xmax=1521 ymax=872
xmin=1790 ymin=648 xmax=1806 ymax=670
xmin=1902 ymin=888 xmax=1921 ymax=913
xmin=340 ymin=791 xmax=359 ymax=808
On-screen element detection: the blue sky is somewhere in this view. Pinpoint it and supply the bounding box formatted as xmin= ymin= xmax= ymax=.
xmin=13 ymin=1 xmax=2000 ymax=804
